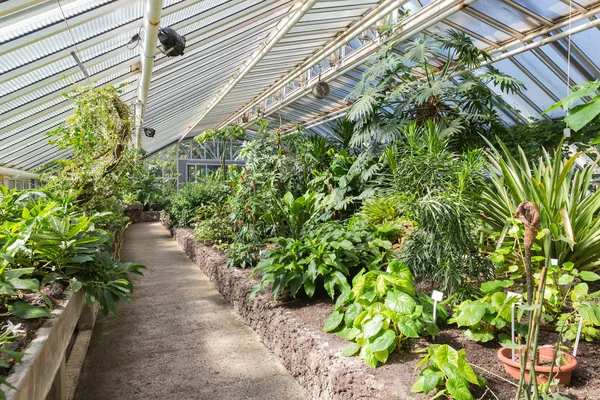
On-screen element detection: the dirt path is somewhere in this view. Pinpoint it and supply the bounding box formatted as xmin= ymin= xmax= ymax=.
xmin=74 ymin=222 xmax=308 ymax=400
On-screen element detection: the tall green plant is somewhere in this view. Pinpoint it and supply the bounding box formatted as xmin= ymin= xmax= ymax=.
xmin=347 ymin=29 xmax=524 ymax=147
xmin=42 ymin=85 xmax=137 ymax=230
xmin=481 ymin=140 xmax=600 ymax=271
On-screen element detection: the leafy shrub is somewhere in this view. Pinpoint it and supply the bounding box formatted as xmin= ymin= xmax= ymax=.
xmin=225 ymin=240 xmax=260 ymax=269
xmin=411 ymin=344 xmax=486 ymax=399
xmin=250 ymin=219 xmax=404 ymax=300
xmin=481 ymin=139 xmax=600 ymax=272
xmin=42 ymin=86 xmax=137 ymax=230
xmin=324 ymin=261 xmax=446 ymax=368
xmin=450 ymin=279 xmax=519 ymax=342
xmin=0 ymin=188 xmax=144 ymax=316
xmin=169 ymin=176 xmax=229 ymax=227
xmin=194 ymin=204 xmax=232 ymax=245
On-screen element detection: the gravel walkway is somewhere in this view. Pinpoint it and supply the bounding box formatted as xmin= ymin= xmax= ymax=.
xmin=74 ymin=222 xmax=308 ymax=400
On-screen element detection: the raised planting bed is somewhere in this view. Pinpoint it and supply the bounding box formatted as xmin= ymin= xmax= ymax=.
xmin=3 ymin=291 xmax=98 ymax=400
xmin=172 ymin=227 xmax=600 ymax=400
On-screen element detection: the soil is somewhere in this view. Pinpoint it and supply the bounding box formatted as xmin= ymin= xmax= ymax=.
xmin=173 ymin=227 xmax=600 ymax=400
xmin=0 ymin=282 xmax=68 ymax=376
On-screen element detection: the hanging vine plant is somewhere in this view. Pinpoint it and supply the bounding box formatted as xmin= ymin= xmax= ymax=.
xmin=42 ymin=85 xmax=137 ymax=228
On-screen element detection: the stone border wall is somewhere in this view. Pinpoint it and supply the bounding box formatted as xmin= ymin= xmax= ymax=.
xmin=173 ymin=228 xmax=415 ymax=400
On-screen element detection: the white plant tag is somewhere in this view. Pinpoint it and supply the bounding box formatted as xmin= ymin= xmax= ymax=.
xmin=431 ymin=290 xmax=444 ymax=302
xmin=507 ymin=291 xmax=522 ymax=300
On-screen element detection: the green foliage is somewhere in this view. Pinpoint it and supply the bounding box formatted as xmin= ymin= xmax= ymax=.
xmin=369 ymin=121 xmax=488 ymax=292
xmin=195 ymin=125 xmax=246 ymax=171
xmin=250 ymin=219 xmax=404 ymax=301
xmin=169 ymin=175 xmax=230 ymax=227
xmin=123 ymin=162 xmax=164 ymax=209
xmin=481 ymin=139 xmax=600 ymax=272
xmin=225 ymin=240 xmax=260 ymax=269
xmin=450 ymin=280 xmax=520 ymax=342
xmin=0 ymin=187 xmax=145 ymax=317
xmin=347 ymin=29 xmax=524 ymax=147
xmin=0 ymin=322 xmax=25 ymax=396
xmin=42 ymin=85 xmax=137 ymax=230
xmin=412 ymin=344 xmax=486 ymax=399
xmin=326 ymin=261 xmax=447 ymax=368
xmin=194 ymin=203 xmax=232 ymax=245
xmin=546 ymin=81 xmax=600 ymax=133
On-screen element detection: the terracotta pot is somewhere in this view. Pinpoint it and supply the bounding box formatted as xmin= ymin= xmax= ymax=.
xmin=497 ymin=346 xmax=578 ymax=385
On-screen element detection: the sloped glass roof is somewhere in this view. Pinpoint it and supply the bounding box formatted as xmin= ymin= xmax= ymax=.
xmin=1 ymin=0 xmax=600 ymax=171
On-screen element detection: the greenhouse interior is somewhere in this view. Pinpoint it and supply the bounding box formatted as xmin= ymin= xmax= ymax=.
xmin=2 ymin=0 xmax=600 ymax=399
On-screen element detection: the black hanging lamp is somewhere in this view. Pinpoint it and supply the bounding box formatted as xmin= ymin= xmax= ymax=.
xmin=312 ymin=72 xmax=330 ymax=99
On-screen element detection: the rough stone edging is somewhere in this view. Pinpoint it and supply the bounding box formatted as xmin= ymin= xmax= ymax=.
xmin=173 ymin=227 xmax=415 ymax=400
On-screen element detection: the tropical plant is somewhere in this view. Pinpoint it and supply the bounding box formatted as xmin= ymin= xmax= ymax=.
xmin=450 ymin=279 xmax=520 ymax=342
xmin=249 ymin=218 xmax=404 ymax=301
xmin=365 ymin=121 xmax=488 ymax=292
xmin=324 ymin=261 xmax=446 ymax=368
xmin=42 ymin=85 xmax=137 ymax=230
xmin=330 ymin=116 xmax=356 ymax=153
xmin=347 ymin=29 xmax=524 ymax=147
xmin=194 ymin=203 xmax=232 ymax=245
xmin=0 ymin=322 xmax=25 ymax=397
xmin=0 ymin=187 xmax=145 ymax=316
xmin=411 ymin=344 xmax=486 ymax=400
xmin=168 ymin=175 xmax=230 ymax=227
xmin=480 ymin=139 xmax=600 ymax=272
xmin=546 ymin=80 xmax=600 ymax=133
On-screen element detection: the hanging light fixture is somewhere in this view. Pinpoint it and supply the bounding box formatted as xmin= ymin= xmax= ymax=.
xmin=312 ymin=70 xmax=330 ymax=99
xmin=143 ymin=127 xmax=156 ymax=138
xmin=158 ymin=27 xmax=186 ymax=57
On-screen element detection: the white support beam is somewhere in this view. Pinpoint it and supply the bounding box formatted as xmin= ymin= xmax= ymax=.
xmin=134 ymin=0 xmax=164 ymax=149
xmin=0 ymin=0 xmax=47 ymax=18
xmin=0 ymin=167 xmax=39 ymax=179
xmin=217 ymin=0 xmax=411 ymax=129
xmin=177 ymin=0 xmax=319 ymax=143
xmin=0 ymin=0 xmax=246 ymax=86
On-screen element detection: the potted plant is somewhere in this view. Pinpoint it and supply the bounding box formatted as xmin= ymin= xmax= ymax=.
xmin=493 ymin=201 xmax=596 ymax=397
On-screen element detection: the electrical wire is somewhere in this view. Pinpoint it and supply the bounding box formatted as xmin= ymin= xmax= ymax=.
xmin=566 ymin=0 xmax=573 ymax=101
xmin=56 ymin=0 xmax=91 ymax=85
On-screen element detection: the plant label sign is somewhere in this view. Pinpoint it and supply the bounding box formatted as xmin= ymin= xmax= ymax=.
xmin=507 ymin=291 xmax=521 ymax=300
xmin=431 ymin=290 xmax=444 ymax=302
xmin=431 ymin=290 xmax=444 ymax=340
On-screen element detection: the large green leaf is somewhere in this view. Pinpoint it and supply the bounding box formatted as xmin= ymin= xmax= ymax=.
xmin=384 ymin=290 xmax=416 ymax=314
xmin=371 ymin=329 xmax=396 ymax=352
xmin=455 ymin=300 xmax=486 ymax=327
xmin=446 ymin=378 xmax=473 ymax=400
xmin=362 ymin=314 xmax=384 ymax=338
xmin=341 ymin=343 xmax=360 ymax=357
xmin=8 ymin=301 xmax=51 ymax=319
xmin=323 ymin=311 xmax=344 ymax=332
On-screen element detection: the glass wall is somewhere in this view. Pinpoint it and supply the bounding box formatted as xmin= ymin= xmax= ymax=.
xmin=145 ymin=138 xmax=245 ymax=194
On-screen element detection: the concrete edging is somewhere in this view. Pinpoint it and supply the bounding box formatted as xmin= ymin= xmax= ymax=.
xmin=4 ymin=291 xmax=98 ymax=400
xmin=173 ymin=227 xmax=413 ymax=400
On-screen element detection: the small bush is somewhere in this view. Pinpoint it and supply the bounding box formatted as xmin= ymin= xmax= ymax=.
xmin=168 ymin=176 xmax=229 ymax=226
xmin=194 ymin=203 xmax=232 ymax=245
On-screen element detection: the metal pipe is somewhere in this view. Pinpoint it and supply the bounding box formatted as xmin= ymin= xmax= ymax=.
xmin=178 ymin=0 xmax=320 ymax=143
xmin=217 ymin=0 xmax=412 ymax=129
xmin=483 ymin=17 xmax=600 ymax=66
xmin=135 ymin=0 xmax=164 ymax=149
